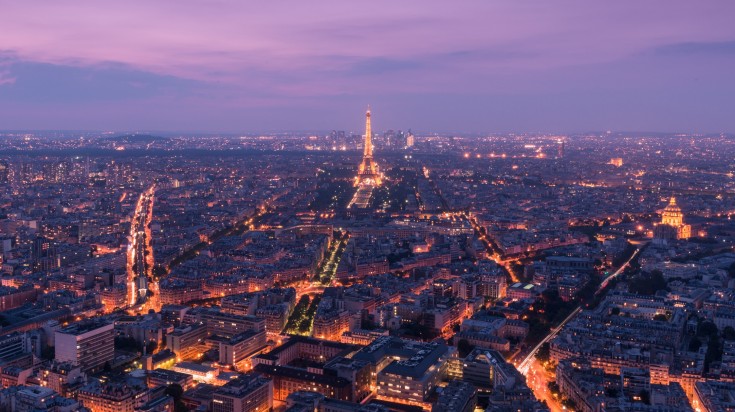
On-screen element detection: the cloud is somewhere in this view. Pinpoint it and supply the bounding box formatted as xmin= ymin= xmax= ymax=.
xmin=0 ymin=58 xmax=202 ymax=103
xmin=652 ymin=41 xmax=735 ymax=56
xmin=0 ymin=53 xmax=17 ymax=85
xmin=0 ymin=1 xmax=734 ymax=131
xmin=0 ymin=69 xmax=16 ymax=86
xmin=1 ymin=1 xmax=732 ymax=87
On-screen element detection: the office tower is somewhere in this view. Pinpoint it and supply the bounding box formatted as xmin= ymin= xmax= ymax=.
xmin=406 ymin=130 xmax=415 ymax=148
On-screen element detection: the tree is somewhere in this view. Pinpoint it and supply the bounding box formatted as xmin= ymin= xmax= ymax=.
xmin=705 ymin=335 xmax=724 ymax=372
xmin=457 ymin=339 xmax=474 ymax=358
xmin=165 ymin=384 xmax=188 ymax=412
xmin=539 ymin=289 xmax=574 ymax=324
xmin=510 ymin=262 xmax=525 ymax=282
xmin=536 ymin=342 xmax=551 ymax=362
xmin=613 ymin=243 xmax=637 ymax=267
xmin=723 ymin=326 xmax=735 ymax=341
xmin=298 ymin=318 xmax=311 ymax=333
xmin=547 ymin=381 xmax=560 ymax=396
xmin=689 ymin=338 xmax=702 ymax=352
xmin=629 ymin=270 xmax=667 ymax=295
xmin=696 ymin=320 xmax=723 ymax=372
xmin=114 ymin=336 xmax=139 ymax=351
xmin=165 ymin=384 xmax=184 ymax=401
xmin=698 ymin=321 xmax=719 ymax=338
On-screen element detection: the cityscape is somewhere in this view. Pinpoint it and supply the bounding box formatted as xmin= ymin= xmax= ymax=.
xmin=1 ymin=3 xmax=735 ymax=412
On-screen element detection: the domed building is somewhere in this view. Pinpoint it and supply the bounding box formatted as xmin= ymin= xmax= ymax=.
xmin=655 ymin=197 xmax=691 ymax=241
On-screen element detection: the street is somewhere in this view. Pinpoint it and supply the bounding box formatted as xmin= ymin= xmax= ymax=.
xmin=126 ymin=185 xmax=158 ymax=312
xmin=516 ymin=248 xmax=641 ymax=409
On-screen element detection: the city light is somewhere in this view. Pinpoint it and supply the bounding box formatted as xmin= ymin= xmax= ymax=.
xmin=0 ymin=4 xmax=731 ymax=411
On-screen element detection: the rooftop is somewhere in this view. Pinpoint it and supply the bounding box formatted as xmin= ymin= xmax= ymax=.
xmin=58 ymin=320 xmax=113 ymax=336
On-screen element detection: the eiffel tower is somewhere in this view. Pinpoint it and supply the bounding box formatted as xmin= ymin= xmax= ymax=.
xmin=355 ymin=107 xmax=381 ymax=187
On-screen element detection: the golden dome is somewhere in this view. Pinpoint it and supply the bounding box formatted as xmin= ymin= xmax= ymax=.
xmin=663 ymin=197 xmax=681 ymax=213
xmin=661 ymin=197 xmax=684 ymax=227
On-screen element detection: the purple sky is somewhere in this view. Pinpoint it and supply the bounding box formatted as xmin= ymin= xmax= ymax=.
xmin=1 ymin=1 xmax=734 ymax=133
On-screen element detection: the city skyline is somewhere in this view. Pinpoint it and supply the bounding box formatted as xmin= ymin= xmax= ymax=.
xmin=3 ymin=4 xmax=735 ymax=412
xmin=2 ymin=2 xmax=735 ymax=133
xmin=2 ymin=110 xmax=735 ymax=411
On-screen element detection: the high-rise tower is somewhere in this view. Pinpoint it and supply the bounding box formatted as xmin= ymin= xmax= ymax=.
xmin=557 ymin=139 xmax=565 ymax=159
xmin=355 ymin=108 xmax=381 ymax=186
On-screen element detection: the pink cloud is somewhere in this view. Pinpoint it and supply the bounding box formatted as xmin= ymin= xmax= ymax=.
xmin=0 ymin=61 xmax=16 ymax=85
xmin=0 ymin=1 xmax=732 ymax=95
xmin=1 ymin=1 xmax=735 ymax=133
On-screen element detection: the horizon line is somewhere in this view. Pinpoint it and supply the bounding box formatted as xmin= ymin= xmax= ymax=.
xmin=0 ymin=129 xmax=733 ymax=137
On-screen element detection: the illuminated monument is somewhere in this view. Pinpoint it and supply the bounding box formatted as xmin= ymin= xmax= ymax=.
xmin=355 ymin=107 xmax=381 ymax=187
xmin=655 ymin=197 xmax=691 ymax=241
xmin=349 ymin=108 xmax=382 ymax=209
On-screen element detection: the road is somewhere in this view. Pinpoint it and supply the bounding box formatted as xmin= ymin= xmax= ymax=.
xmin=166 ymin=209 xmax=265 ymax=272
xmin=596 ymin=248 xmax=641 ymax=294
xmin=283 ymin=232 xmax=350 ymax=338
xmin=525 ymin=358 xmax=564 ymax=412
xmin=517 ymin=306 xmax=582 ymax=375
xmin=465 ymin=213 xmax=520 ymax=282
xmin=316 ymin=233 xmax=348 ymax=285
xmin=288 ymin=233 xmax=348 ymax=302
xmin=517 ymin=248 xmax=640 ymax=374
xmin=126 ymin=185 xmax=157 ymax=312
xmin=516 ymin=247 xmax=641 ymax=409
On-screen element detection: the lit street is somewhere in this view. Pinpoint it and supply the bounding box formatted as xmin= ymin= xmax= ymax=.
xmin=126 ymin=184 xmax=158 ymax=312
xmin=517 ymin=248 xmax=641 ymax=408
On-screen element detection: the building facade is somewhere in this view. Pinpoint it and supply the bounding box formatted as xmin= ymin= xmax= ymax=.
xmin=54 ymin=321 xmax=114 ymax=373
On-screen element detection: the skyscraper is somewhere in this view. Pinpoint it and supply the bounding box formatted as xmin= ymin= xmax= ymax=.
xmin=557 ymin=140 xmax=565 ymax=159
xmin=406 ymin=129 xmax=415 ymax=148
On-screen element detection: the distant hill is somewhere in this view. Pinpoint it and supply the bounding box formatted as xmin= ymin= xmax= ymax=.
xmin=103 ymin=134 xmax=173 ymax=145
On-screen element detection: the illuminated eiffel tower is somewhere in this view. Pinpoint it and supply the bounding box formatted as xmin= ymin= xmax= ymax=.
xmin=354 ymin=107 xmax=381 ymax=187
